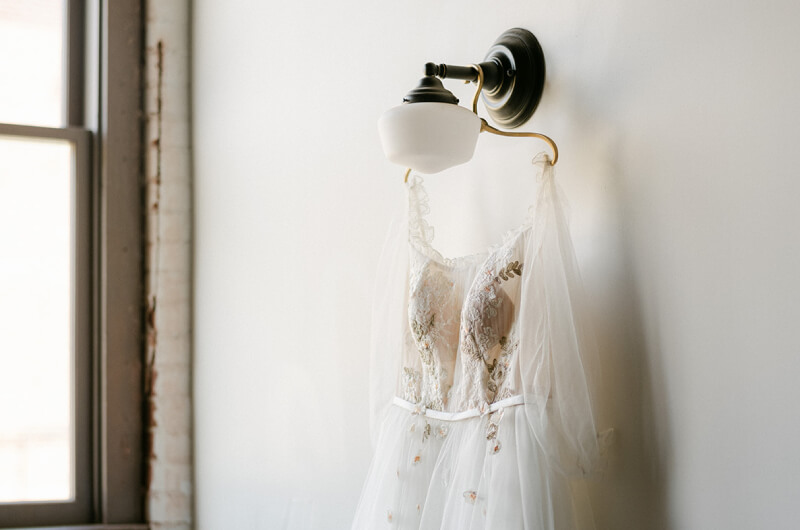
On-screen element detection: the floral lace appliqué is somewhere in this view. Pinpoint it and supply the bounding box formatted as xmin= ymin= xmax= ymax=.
xmin=487 ymin=333 xmax=518 ymax=401
xmin=402 ymin=367 xmax=421 ymax=404
xmin=407 ymin=267 xmax=457 ymax=411
xmin=460 ymin=252 xmax=522 ymax=407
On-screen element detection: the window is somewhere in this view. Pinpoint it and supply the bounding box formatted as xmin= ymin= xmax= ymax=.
xmin=0 ymin=1 xmax=145 ymax=527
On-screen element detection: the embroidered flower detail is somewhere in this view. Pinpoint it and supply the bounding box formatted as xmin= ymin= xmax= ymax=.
xmin=494 ymin=260 xmax=523 ymax=283
xmin=463 ymin=490 xmax=478 ymax=504
xmin=402 ymin=367 xmax=422 ymax=404
xmin=436 ymin=425 xmax=449 ymax=439
xmin=487 ymin=334 xmax=517 ymax=401
xmin=486 ymin=422 xmax=498 ymax=440
xmin=416 ymin=504 xmax=421 ymax=512
xmin=477 ymin=325 xmax=498 ymax=353
xmin=413 ymin=454 xmax=422 ymax=465
xmin=482 ymin=287 xmax=503 ymax=319
xmin=491 ymin=440 xmax=502 ymax=454
xmin=422 ymin=422 xmax=431 ymax=442
xmin=387 ymin=510 xmax=393 ymax=523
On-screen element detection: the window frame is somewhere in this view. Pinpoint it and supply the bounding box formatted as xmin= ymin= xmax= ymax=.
xmin=0 ymin=0 xmax=147 ymax=528
xmin=0 ymin=123 xmax=93 ymax=526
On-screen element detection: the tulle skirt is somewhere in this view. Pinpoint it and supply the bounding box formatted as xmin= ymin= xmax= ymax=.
xmin=352 ymin=403 xmax=590 ymax=530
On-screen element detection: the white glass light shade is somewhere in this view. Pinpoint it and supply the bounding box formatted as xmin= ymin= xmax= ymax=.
xmin=378 ymin=102 xmax=481 ymax=174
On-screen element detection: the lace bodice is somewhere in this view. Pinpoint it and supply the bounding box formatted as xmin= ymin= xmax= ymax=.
xmin=401 ymin=177 xmax=532 ymax=412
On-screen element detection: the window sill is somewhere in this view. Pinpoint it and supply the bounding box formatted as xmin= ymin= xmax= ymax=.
xmin=5 ymin=525 xmax=148 ymax=530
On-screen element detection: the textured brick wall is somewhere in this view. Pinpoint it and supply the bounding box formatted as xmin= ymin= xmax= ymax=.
xmin=144 ymin=2 xmax=193 ymax=529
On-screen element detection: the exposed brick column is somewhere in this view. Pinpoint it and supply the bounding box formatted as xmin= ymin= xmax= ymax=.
xmin=144 ymin=2 xmax=193 ymax=529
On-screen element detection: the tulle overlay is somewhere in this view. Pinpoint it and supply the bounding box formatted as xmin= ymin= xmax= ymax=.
xmin=356 ymin=155 xmax=606 ymax=529
xmin=352 ymin=403 xmax=590 ymax=530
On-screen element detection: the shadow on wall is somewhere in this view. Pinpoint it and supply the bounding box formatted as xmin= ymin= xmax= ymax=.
xmin=554 ymin=87 xmax=673 ymax=529
xmin=593 ymin=223 xmax=674 ymax=530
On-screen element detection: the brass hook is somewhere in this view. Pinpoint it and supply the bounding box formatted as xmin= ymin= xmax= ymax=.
xmin=469 ymin=64 xmax=558 ymax=166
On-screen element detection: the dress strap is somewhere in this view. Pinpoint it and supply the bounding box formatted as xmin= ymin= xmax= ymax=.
xmin=405 ymin=175 xmax=434 ymax=250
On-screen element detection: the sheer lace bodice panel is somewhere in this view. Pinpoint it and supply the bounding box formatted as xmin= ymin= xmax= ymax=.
xmin=401 ymin=177 xmax=531 ymax=413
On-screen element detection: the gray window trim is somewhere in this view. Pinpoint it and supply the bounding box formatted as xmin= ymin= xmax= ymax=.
xmin=0 ymin=0 xmax=146 ymax=527
xmin=67 ymin=0 xmax=85 ymax=127
xmin=93 ymin=0 xmax=145 ymax=523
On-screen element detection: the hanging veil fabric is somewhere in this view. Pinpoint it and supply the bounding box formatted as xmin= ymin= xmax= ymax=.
xmin=355 ymin=154 xmax=609 ymax=530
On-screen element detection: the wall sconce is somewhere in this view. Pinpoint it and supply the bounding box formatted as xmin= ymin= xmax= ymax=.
xmin=379 ymin=28 xmax=558 ymax=176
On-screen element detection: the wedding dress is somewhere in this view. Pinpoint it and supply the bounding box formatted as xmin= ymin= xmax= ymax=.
xmin=353 ymin=155 xmax=608 ymax=530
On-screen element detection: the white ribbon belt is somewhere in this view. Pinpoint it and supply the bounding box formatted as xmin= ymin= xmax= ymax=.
xmin=392 ymin=395 xmax=525 ymax=421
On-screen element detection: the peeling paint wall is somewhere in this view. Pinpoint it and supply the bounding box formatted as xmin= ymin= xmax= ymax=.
xmin=144 ymin=2 xmax=193 ymax=529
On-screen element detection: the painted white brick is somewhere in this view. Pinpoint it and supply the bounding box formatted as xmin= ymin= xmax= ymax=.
xmin=145 ymin=1 xmax=194 ymax=528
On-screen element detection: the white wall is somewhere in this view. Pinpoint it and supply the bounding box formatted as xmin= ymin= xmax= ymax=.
xmin=192 ymin=1 xmax=800 ymax=528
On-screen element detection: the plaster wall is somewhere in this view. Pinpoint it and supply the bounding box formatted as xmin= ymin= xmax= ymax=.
xmin=193 ymin=1 xmax=800 ymax=528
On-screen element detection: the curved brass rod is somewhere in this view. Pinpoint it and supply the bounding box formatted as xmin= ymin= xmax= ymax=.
xmin=469 ymin=63 xmax=484 ymax=114
xmin=479 ymin=119 xmax=559 ymax=166
xmin=468 ymin=64 xmax=558 ymax=166
xmin=404 ymin=167 xmax=412 ymax=183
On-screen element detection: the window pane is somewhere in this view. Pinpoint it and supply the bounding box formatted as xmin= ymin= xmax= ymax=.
xmin=0 ymin=0 xmax=66 ymax=127
xmin=0 ymin=136 xmax=73 ymax=502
